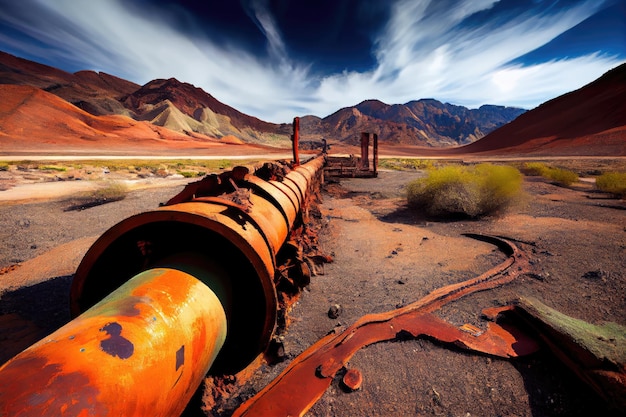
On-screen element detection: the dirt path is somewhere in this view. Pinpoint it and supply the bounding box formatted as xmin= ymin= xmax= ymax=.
xmin=0 ymin=169 xmax=624 ymax=416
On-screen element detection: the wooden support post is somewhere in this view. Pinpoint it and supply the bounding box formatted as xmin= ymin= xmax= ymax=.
xmin=360 ymin=132 xmax=369 ymax=169
xmin=291 ymin=117 xmax=300 ymax=167
xmin=373 ymin=133 xmax=378 ymax=176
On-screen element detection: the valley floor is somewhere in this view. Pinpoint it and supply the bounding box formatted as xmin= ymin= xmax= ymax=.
xmin=0 ymin=158 xmax=625 ymax=416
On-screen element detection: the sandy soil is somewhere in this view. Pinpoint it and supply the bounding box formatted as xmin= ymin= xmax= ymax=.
xmin=0 ymin=158 xmax=625 ymax=416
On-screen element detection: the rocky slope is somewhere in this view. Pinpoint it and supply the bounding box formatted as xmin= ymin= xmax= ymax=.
xmin=0 ymin=84 xmax=260 ymax=155
xmin=449 ymin=63 xmax=626 ymax=156
xmin=0 ymin=51 xmax=139 ymax=117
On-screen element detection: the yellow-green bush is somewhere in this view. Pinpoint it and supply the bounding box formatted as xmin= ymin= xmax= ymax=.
xmin=596 ymin=172 xmax=626 ymax=198
xmin=407 ymin=164 xmax=523 ymax=218
xmin=545 ymin=167 xmax=578 ymax=186
xmin=178 ymin=170 xmax=203 ymax=178
xmin=521 ymin=162 xmax=548 ymax=176
xmin=521 ymin=162 xmax=578 ymax=186
xmin=39 ymin=165 xmax=67 ymax=172
xmin=64 ymin=181 xmax=129 ymax=211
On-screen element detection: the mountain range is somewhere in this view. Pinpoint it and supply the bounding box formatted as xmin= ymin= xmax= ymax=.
xmin=310 ymin=98 xmax=527 ymax=147
xmin=0 ymin=51 xmax=524 ymax=151
xmin=0 ymin=50 xmax=624 ymax=156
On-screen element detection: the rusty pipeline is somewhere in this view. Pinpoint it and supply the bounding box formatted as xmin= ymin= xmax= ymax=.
xmin=0 ymin=155 xmax=326 ymax=417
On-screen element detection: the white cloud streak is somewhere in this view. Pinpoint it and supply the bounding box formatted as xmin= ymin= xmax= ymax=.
xmin=314 ymin=0 xmax=625 ymax=113
xmin=0 ymin=0 xmax=624 ymax=122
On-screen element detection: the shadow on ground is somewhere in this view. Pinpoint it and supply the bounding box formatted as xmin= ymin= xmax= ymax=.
xmin=0 ymin=275 xmax=72 ymax=364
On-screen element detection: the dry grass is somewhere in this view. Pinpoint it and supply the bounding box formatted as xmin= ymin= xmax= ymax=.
xmin=0 ymin=158 xmax=251 ymax=177
xmin=63 ymin=181 xmax=129 ymax=211
xmin=379 ymin=158 xmax=437 ymax=170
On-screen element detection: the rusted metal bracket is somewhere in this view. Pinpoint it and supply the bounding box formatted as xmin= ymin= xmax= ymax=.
xmin=484 ymin=297 xmax=626 ymax=411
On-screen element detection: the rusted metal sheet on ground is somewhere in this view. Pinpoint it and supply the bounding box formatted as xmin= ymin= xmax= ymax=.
xmin=232 ymin=235 xmax=539 ymax=417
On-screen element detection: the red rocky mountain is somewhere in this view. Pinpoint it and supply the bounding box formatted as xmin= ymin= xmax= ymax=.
xmin=0 ymin=51 xmax=139 ymax=117
xmin=121 ymin=77 xmax=291 ymax=144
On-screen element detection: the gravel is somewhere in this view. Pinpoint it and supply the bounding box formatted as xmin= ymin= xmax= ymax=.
xmin=0 ymin=183 xmax=187 ymax=269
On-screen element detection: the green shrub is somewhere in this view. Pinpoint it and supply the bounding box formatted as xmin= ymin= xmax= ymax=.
xmin=64 ymin=181 xmax=129 ymax=211
xmin=217 ymin=159 xmax=233 ymax=169
xmin=0 ymin=162 xmax=9 ymax=171
xmin=521 ymin=162 xmax=578 ymax=186
xmin=474 ymin=164 xmax=525 ymax=213
xmin=596 ymin=172 xmax=626 ymax=198
xmin=407 ymin=164 xmax=523 ymax=218
xmin=521 ymin=162 xmax=548 ymax=176
xmin=545 ymin=167 xmax=578 ymax=186
xmin=178 ymin=170 xmax=202 ymax=178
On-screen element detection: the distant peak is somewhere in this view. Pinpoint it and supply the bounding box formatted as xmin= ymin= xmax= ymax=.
xmin=355 ymin=99 xmax=389 ymax=112
xmin=140 ymin=77 xmax=212 ymax=95
xmin=143 ymin=78 xmax=180 ymax=87
xmin=358 ymin=99 xmax=386 ymax=105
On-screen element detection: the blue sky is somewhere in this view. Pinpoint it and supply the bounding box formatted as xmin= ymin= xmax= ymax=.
xmin=0 ymin=0 xmax=624 ymax=123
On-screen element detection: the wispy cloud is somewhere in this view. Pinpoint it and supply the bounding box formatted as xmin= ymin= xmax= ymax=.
xmin=246 ymin=0 xmax=287 ymax=63
xmin=312 ymin=0 xmax=623 ymax=113
xmin=0 ymin=0 xmax=623 ymax=122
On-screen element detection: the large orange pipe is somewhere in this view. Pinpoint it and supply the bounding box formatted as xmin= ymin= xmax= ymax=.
xmin=0 ymin=268 xmax=227 ymax=417
xmin=0 ymin=155 xmax=325 ymax=416
xmin=70 ymin=155 xmax=324 ymax=369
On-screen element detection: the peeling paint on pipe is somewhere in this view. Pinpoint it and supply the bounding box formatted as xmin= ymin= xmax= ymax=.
xmin=0 ymin=268 xmax=227 ymax=417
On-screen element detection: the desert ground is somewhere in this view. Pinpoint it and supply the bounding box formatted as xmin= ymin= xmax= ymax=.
xmin=0 ymin=153 xmax=625 ymax=416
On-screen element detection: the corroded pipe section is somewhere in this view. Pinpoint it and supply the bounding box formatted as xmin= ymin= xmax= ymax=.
xmin=0 ymin=268 xmax=227 ymax=417
xmin=0 ymin=154 xmax=326 ymax=416
xmin=70 ymin=155 xmax=325 ymax=372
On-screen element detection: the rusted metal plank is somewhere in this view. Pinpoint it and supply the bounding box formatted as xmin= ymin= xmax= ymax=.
xmin=506 ymin=297 xmax=626 ymax=411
